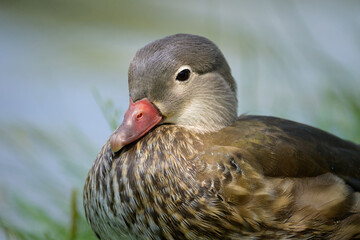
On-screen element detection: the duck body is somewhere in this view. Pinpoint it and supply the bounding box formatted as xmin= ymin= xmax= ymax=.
xmin=84 ymin=116 xmax=360 ymax=240
xmin=83 ymin=34 xmax=360 ymax=239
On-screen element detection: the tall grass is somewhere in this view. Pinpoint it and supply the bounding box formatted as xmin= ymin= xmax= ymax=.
xmin=0 ymin=93 xmax=125 ymax=240
xmin=0 ymin=125 xmax=98 ymax=240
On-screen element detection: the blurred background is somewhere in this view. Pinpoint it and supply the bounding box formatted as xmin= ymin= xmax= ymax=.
xmin=0 ymin=0 xmax=359 ymax=239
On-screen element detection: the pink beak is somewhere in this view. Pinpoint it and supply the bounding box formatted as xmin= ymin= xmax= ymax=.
xmin=110 ymin=98 xmax=162 ymax=152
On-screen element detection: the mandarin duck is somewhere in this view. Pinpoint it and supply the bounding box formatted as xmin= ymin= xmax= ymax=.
xmin=84 ymin=34 xmax=360 ymax=240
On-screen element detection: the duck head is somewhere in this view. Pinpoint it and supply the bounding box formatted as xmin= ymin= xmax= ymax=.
xmin=110 ymin=34 xmax=238 ymax=152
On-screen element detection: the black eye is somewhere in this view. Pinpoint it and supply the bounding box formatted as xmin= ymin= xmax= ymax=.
xmin=176 ymin=69 xmax=191 ymax=81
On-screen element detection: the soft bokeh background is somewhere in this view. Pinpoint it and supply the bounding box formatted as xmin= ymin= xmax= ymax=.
xmin=1 ymin=0 xmax=359 ymax=239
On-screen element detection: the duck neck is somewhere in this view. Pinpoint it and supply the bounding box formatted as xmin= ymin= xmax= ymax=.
xmin=178 ymin=94 xmax=237 ymax=133
xmin=171 ymin=73 xmax=238 ymax=133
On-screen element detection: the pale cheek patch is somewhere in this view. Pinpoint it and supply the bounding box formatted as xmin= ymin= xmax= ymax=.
xmin=162 ymin=72 xmax=237 ymax=133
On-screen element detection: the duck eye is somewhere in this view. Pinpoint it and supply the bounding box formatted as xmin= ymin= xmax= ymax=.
xmin=176 ymin=69 xmax=191 ymax=81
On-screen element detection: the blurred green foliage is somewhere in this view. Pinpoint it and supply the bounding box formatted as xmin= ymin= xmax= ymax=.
xmin=0 ymin=191 xmax=96 ymax=240
xmin=0 ymin=125 xmax=98 ymax=240
xmin=93 ymin=89 xmax=122 ymax=131
xmin=0 ymin=95 xmax=122 ymax=240
xmin=317 ymin=88 xmax=360 ymax=143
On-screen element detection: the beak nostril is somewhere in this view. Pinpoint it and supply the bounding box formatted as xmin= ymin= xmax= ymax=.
xmin=136 ymin=112 xmax=144 ymax=120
